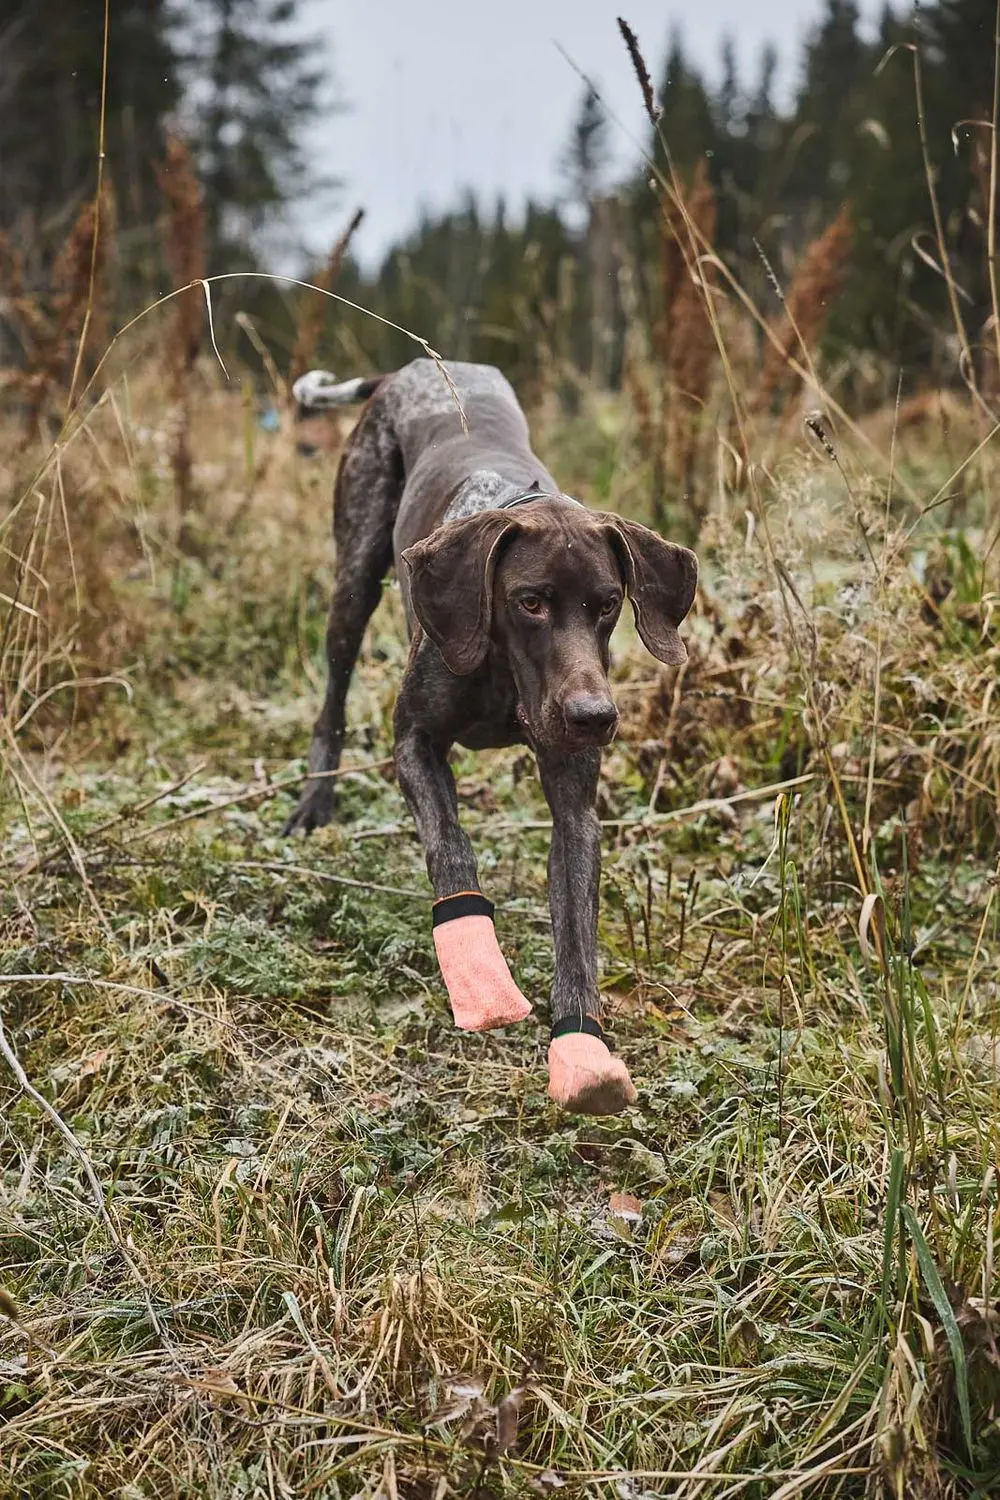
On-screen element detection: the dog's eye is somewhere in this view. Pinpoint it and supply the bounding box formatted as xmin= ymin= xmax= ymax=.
xmin=600 ymin=597 xmax=621 ymax=617
xmin=520 ymin=595 xmax=544 ymax=615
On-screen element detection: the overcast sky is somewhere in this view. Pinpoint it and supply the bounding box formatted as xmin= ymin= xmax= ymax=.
xmin=295 ymin=0 xmax=884 ymax=269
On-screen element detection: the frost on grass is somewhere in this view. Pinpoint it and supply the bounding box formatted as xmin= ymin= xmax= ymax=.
xmin=2 ymin=369 xmax=1000 ymax=1496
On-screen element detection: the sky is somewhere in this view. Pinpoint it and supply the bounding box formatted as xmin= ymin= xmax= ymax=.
xmin=295 ymin=0 xmax=885 ymax=270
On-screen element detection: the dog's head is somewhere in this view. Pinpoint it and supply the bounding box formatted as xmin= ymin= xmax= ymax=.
xmin=401 ymin=499 xmax=698 ymax=754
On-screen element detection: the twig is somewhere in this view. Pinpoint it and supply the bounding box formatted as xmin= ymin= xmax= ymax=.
xmin=121 ymin=757 xmax=394 ymax=846
xmin=12 ymin=758 xmax=206 ymax=883
xmin=91 ymin=759 xmax=209 ymax=832
xmin=232 ymin=861 xmax=424 ymax=901
xmin=488 ymin=772 xmax=816 ymax=833
xmin=7 ymin=758 xmax=394 ymax=883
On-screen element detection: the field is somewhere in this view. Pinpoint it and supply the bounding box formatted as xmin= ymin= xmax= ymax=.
xmin=1 ymin=336 xmax=1000 ymax=1500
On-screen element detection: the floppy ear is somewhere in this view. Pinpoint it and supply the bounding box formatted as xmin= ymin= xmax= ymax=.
xmin=401 ymin=512 xmax=518 ymax=675
xmin=604 ymin=519 xmax=698 ymax=665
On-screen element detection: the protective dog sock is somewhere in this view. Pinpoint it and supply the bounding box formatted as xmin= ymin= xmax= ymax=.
xmin=547 ymin=1015 xmax=637 ymax=1115
xmin=432 ymin=892 xmax=532 ymax=1032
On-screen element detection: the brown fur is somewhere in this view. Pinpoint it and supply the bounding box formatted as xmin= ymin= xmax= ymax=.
xmin=284 ymin=359 xmax=698 ymax=1035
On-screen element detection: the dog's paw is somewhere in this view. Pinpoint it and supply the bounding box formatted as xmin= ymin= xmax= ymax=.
xmin=433 ymin=915 xmax=532 ymax=1030
xmin=281 ymin=787 xmax=335 ymax=836
xmin=547 ymin=1034 xmax=636 ymax=1116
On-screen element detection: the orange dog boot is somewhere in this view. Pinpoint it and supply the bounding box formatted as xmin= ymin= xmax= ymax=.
xmin=547 ymin=1018 xmax=636 ymax=1115
xmin=432 ymin=892 xmax=532 ymax=1032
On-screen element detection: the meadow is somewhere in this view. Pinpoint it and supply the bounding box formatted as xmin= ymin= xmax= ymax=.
xmin=2 ymin=115 xmax=1000 ymax=1499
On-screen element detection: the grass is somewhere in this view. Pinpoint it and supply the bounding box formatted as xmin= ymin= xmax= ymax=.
xmin=2 ymin=352 xmax=1000 ymax=1500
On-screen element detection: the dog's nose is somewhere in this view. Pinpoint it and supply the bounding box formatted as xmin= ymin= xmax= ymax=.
xmin=563 ymin=694 xmax=619 ymax=735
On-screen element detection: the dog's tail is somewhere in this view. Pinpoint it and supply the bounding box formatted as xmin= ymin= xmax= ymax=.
xmin=293 ymin=369 xmax=384 ymax=411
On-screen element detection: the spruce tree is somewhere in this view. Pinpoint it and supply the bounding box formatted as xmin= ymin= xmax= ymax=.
xmin=654 ymin=31 xmax=719 ymax=175
xmin=182 ymin=0 xmax=330 ymax=266
xmin=786 ymin=0 xmax=867 ymax=219
xmin=561 ymin=85 xmax=611 ymax=216
xmin=0 ymin=0 xmax=180 ymax=256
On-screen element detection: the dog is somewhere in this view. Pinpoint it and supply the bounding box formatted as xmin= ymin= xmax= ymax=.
xmin=286 ymin=360 xmax=698 ymax=1115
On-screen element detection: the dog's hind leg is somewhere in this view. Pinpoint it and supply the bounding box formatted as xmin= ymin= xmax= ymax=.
xmin=284 ymin=402 xmax=403 ymax=834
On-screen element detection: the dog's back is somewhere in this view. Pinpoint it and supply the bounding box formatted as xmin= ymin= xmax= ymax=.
xmin=297 ymin=358 xmax=558 ymax=548
xmin=382 ymin=360 xmax=558 ymax=549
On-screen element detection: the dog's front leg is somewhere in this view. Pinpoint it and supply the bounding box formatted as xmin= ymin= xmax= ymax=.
xmin=538 ymin=748 xmax=637 ymax=1115
xmin=394 ymin=687 xmax=531 ymax=1033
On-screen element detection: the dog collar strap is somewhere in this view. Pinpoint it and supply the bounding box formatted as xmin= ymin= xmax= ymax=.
xmin=499 ymin=489 xmax=587 ymax=512
xmin=499 ymin=489 xmax=551 ymax=510
xmin=550 ymin=1014 xmax=605 ymax=1042
xmin=432 ymin=891 xmax=495 ymax=928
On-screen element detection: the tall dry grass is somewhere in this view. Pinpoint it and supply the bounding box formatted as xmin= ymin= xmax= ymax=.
xmin=288 ymin=205 xmax=365 ymax=395
xmin=0 ymin=187 xmax=116 ymax=442
xmin=155 ymin=133 xmax=206 ymax=530
xmin=624 ymin=161 xmax=720 ymax=532
xmin=664 ymin=160 xmax=719 ymax=494
xmin=756 ymin=203 xmax=853 ymax=419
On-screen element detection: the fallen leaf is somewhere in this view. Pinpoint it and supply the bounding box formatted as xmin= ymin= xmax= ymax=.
xmin=189 ymin=1368 xmax=242 ymax=1406
xmin=708 ymin=1190 xmax=738 ymax=1226
xmin=78 ymin=1048 xmax=111 ymax=1079
xmin=858 ymin=892 xmax=886 ymax=968
xmin=496 ymin=1382 xmax=527 ymax=1454
xmin=608 ymin=1192 xmax=643 ymax=1225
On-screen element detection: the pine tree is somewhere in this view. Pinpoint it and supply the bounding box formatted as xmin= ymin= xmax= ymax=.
xmin=0 ymin=0 xmax=180 ymax=259
xmin=561 ymin=84 xmax=611 ymax=215
xmin=182 ymin=0 xmax=331 ymax=266
xmin=654 ymin=31 xmax=719 ymax=175
xmin=924 ymin=0 xmax=1000 ymax=379
xmin=560 ymin=84 xmax=618 ymax=385
xmin=716 ymin=37 xmax=741 ymax=139
xmin=928 ymin=0 xmax=996 ymax=119
xmin=786 ymin=0 xmax=867 ymax=219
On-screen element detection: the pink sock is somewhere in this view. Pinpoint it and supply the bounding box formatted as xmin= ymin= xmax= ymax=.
xmin=548 ymin=1029 xmax=637 ymax=1115
xmin=432 ymin=893 xmax=532 ymax=1032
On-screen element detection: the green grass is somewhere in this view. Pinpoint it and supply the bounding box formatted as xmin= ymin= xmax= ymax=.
xmin=3 ymin=389 xmax=1000 ymax=1498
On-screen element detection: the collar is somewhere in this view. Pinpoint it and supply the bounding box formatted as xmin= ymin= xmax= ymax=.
xmin=497 ymin=488 xmax=584 ymax=510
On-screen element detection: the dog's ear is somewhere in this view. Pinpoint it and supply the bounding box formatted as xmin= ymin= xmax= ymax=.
xmin=604 ymin=519 xmax=698 ymax=664
xmin=401 ymin=512 xmax=517 ymax=675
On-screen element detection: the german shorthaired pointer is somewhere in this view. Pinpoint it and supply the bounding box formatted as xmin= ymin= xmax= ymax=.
xmin=286 ymin=360 xmax=697 ymax=1115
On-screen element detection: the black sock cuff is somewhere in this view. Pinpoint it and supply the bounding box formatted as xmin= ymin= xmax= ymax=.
xmin=432 ymin=891 xmax=495 ymax=928
xmin=550 ymin=1014 xmax=605 ymax=1043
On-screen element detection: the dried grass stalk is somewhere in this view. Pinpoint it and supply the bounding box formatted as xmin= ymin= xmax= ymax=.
xmin=758 ymin=204 xmax=853 ymax=416
xmin=970 ymin=134 xmax=1000 ymax=402
xmin=623 ymin=342 xmax=661 ymax=508
xmin=156 ymin=135 xmax=206 ymax=525
xmin=666 ymin=161 xmax=718 ymax=494
xmin=52 ymin=188 xmax=116 ymax=383
xmin=0 ymin=189 xmax=115 ymax=439
xmin=617 ymin=18 xmax=659 ymax=127
xmin=0 ymin=233 xmax=50 ymax=370
xmin=648 ymin=163 xmax=719 ymax=523
xmin=288 ymin=207 xmax=365 ymax=396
